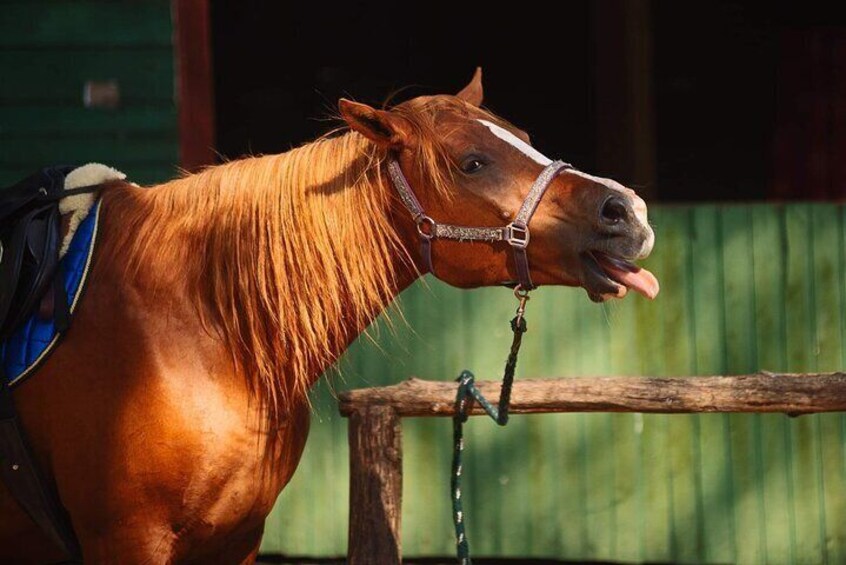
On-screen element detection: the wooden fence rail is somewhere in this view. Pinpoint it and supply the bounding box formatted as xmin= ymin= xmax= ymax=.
xmin=339 ymin=373 xmax=846 ymax=564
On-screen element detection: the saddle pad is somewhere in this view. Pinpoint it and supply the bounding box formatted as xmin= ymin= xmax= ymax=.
xmin=1 ymin=199 xmax=102 ymax=387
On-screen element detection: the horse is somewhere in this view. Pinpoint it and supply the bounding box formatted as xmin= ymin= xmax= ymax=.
xmin=0 ymin=69 xmax=657 ymax=563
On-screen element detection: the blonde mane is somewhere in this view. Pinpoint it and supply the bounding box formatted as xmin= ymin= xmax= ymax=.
xmin=103 ymin=97 xmax=501 ymax=424
xmin=104 ymin=99 xmax=485 ymax=424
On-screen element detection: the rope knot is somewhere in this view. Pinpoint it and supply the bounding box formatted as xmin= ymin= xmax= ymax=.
xmin=510 ymin=315 xmax=527 ymax=333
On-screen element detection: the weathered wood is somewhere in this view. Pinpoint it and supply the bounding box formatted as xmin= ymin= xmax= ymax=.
xmin=339 ymin=373 xmax=846 ymax=418
xmin=347 ymin=406 xmax=402 ymax=565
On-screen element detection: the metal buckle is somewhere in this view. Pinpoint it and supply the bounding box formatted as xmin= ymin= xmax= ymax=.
xmin=416 ymin=215 xmax=436 ymax=240
xmin=505 ymin=223 xmax=529 ymax=248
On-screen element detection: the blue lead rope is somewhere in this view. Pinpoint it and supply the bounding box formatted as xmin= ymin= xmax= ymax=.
xmin=451 ymin=290 xmax=529 ymax=564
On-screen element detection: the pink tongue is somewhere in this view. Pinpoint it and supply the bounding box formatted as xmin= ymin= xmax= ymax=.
xmin=598 ymin=259 xmax=660 ymax=300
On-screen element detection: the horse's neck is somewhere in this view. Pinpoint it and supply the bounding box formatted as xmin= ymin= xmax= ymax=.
xmin=122 ymin=147 xmax=419 ymax=408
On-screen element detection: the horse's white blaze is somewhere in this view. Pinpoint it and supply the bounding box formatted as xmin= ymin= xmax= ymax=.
xmin=477 ymin=119 xmax=552 ymax=166
xmin=477 ymin=118 xmax=653 ymax=256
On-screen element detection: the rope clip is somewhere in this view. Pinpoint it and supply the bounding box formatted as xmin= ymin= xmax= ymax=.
xmin=513 ymin=285 xmax=530 ymax=325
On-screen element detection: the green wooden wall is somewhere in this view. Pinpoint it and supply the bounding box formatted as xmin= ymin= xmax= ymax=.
xmin=262 ymin=203 xmax=846 ymax=563
xmin=0 ymin=0 xmax=178 ymax=187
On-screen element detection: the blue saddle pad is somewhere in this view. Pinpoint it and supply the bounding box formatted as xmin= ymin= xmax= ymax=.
xmin=1 ymin=200 xmax=103 ymax=387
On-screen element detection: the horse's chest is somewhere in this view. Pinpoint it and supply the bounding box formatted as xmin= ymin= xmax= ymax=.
xmin=167 ymin=398 xmax=311 ymax=559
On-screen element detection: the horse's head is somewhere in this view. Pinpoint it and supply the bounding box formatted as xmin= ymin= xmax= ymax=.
xmin=339 ymin=69 xmax=658 ymax=302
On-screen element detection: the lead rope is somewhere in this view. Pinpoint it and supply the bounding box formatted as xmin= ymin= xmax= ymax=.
xmin=451 ymin=286 xmax=530 ymax=564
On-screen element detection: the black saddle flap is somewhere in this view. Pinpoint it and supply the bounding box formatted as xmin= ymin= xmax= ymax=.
xmin=0 ymin=166 xmax=75 ymax=342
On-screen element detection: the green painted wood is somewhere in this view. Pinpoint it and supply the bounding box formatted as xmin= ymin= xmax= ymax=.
xmin=657 ymin=208 xmax=698 ymax=563
xmin=637 ymin=206 xmax=672 ymax=563
xmin=809 ymin=205 xmax=843 ymax=564
xmin=687 ymin=205 xmax=734 ymax=564
xmin=0 ymin=1 xmax=179 ymax=190
xmin=262 ymin=202 xmax=846 ymax=563
xmin=0 ymin=136 xmax=177 ymax=167
xmin=553 ymin=289 xmax=590 ymax=560
xmin=721 ymin=206 xmax=765 ymax=564
xmin=0 ymin=48 xmax=174 ymax=104
xmin=0 ymin=1 xmax=172 ymax=47
xmin=751 ymin=205 xmax=796 ymax=563
xmin=0 ymin=106 xmax=177 ymax=136
xmin=546 ymin=290 xmax=584 ymax=559
xmin=784 ymin=205 xmax=827 ymax=562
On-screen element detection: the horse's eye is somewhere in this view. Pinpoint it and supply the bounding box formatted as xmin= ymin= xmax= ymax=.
xmin=460 ymin=157 xmax=486 ymax=174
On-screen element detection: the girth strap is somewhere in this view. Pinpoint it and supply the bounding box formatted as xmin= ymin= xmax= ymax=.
xmin=387 ymin=159 xmax=572 ymax=289
xmin=0 ymin=382 xmax=81 ymax=560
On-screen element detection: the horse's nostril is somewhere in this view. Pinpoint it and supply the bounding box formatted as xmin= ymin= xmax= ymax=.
xmin=600 ymin=196 xmax=628 ymax=224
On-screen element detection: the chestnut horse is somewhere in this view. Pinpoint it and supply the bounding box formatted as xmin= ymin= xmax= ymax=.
xmin=0 ymin=70 xmax=657 ymax=563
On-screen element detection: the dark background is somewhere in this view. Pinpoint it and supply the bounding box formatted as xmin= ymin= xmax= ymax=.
xmin=211 ymin=1 xmax=846 ymax=202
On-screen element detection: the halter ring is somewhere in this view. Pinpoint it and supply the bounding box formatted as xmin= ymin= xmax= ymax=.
xmin=416 ymin=215 xmax=436 ymax=240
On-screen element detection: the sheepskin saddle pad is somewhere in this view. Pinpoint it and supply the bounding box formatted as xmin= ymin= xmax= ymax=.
xmin=1 ymin=163 xmax=124 ymax=387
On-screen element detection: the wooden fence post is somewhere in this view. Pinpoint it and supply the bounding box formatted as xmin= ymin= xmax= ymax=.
xmin=347 ymin=405 xmax=403 ymax=564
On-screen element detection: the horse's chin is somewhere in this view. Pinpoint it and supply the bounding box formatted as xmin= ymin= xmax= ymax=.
xmin=579 ymin=251 xmax=660 ymax=303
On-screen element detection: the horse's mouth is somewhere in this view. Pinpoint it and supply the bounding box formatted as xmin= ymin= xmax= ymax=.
xmin=581 ymin=251 xmax=660 ymax=302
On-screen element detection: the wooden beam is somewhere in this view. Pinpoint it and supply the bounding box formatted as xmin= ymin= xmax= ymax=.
xmin=339 ymin=373 xmax=846 ymax=418
xmin=347 ymin=406 xmax=402 ymax=565
xmin=172 ymin=0 xmax=216 ymax=171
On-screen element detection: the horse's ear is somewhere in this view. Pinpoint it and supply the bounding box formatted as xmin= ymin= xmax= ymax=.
xmin=456 ymin=67 xmax=484 ymax=107
xmin=339 ymin=99 xmax=413 ymax=149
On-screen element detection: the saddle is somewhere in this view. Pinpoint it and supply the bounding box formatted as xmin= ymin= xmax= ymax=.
xmin=0 ymin=166 xmax=78 ymax=342
xmin=0 ymin=166 xmax=102 ymax=561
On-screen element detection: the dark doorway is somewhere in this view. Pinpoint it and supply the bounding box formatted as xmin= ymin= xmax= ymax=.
xmin=652 ymin=2 xmax=846 ymax=201
xmin=210 ymin=1 xmax=596 ymax=174
xmin=210 ymin=1 xmax=846 ymax=202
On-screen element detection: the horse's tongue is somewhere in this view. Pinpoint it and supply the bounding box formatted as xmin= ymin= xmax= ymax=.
xmin=598 ymin=258 xmax=660 ymax=300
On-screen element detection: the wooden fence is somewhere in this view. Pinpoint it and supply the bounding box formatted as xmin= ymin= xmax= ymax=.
xmin=339 ymin=373 xmax=846 ymax=563
xmin=261 ymin=204 xmax=846 ymax=560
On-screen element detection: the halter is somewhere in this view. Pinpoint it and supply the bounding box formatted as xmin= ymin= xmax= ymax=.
xmin=387 ymin=158 xmax=573 ymax=289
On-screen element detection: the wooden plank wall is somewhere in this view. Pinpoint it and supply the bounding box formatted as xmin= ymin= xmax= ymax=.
xmin=0 ymin=1 xmax=178 ymax=186
xmin=262 ymin=203 xmax=846 ymax=563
